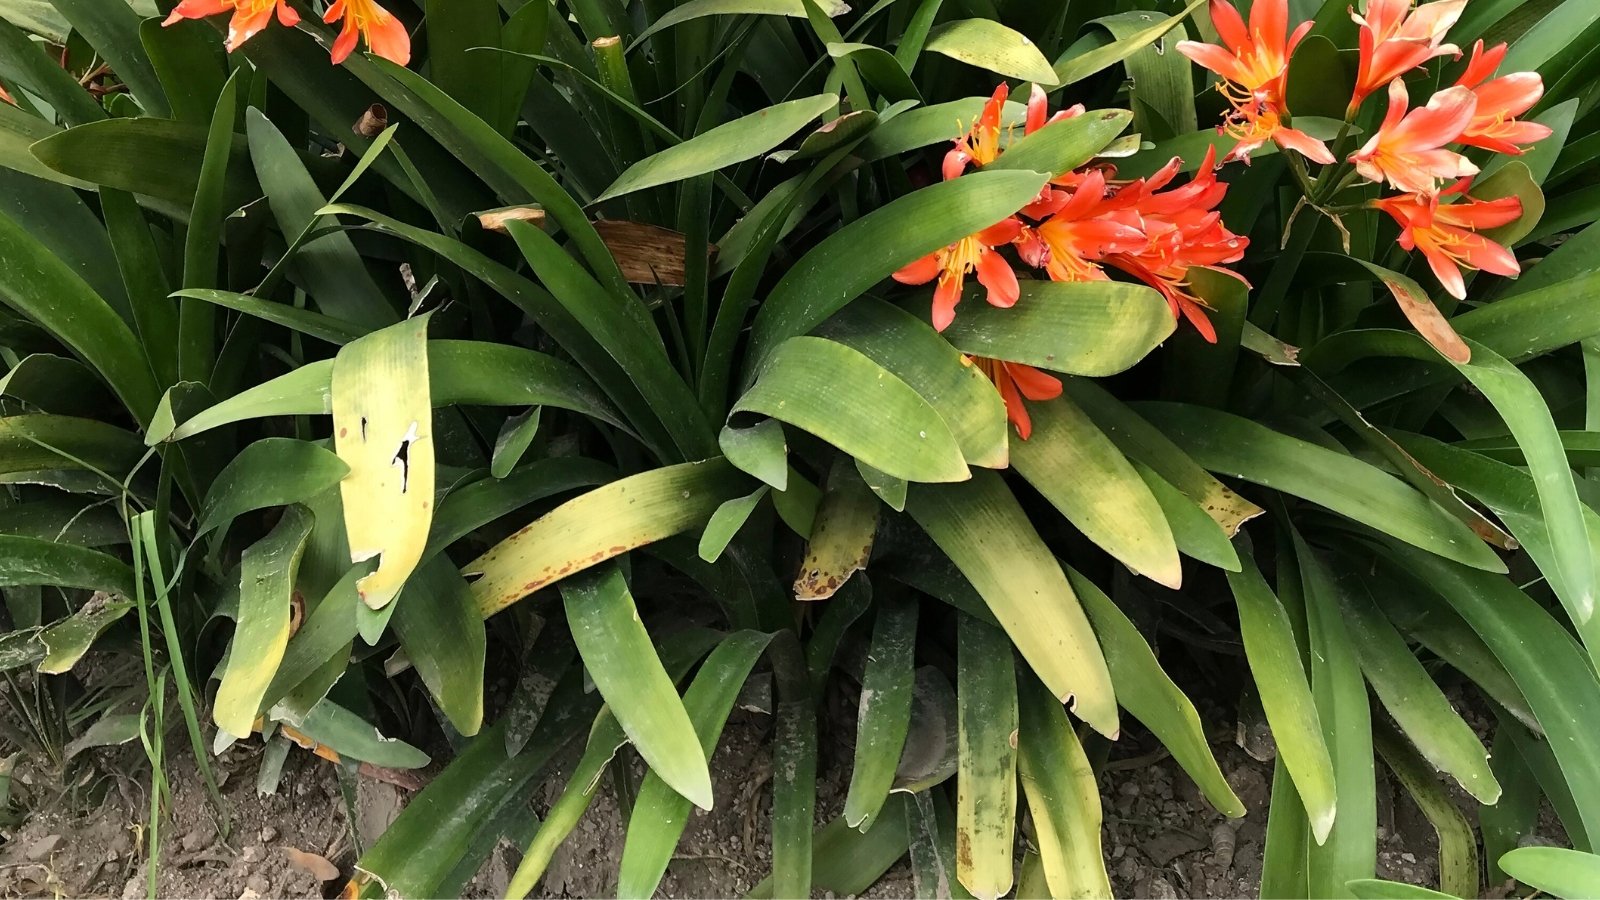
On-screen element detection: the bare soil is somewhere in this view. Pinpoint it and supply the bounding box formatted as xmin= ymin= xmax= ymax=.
xmin=0 ymin=693 xmax=1543 ymax=898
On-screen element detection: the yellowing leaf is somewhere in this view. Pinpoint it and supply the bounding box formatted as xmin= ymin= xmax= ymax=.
xmin=332 ymin=316 xmax=434 ymax=610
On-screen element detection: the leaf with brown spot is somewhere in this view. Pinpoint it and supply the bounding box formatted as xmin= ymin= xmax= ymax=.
xmin=794 ymin=458 xmax=879 ymax=601
xmin=1352 ymin=260 xmax=1470 ymax=364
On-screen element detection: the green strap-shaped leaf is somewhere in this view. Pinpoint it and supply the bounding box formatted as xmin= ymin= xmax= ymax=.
xmin=39 ymin=595 xmax=131 ymax=672
xmin=1012 ymin=395 xmax=1181 ymax=588
xmin=1017 ymin=672 xmax=1112 ymax=899
xmin=1065 ymin=567 xmax=1244 ymax=817
xmin=505 ymin=219 xmax=711 ymax=460
xmin=1346 ymin=879 xmax=1458 ymax=899
xmin=597 ymin=94 xmax=837 ymax=202
xmin=350 ymin=58 xmax=632 ymax=298
xmin=1374 ymin=723 xmax=1480 ymax=900
xmin=215 ymin=505 xmax=314 ymax=738
xmin=924 ymin=18 xmax=1058 ymax=85
xmin=1052 ymin=0 xmax=1205 ymax=84
xmin=1337 ymin=564 xmax=1499 ymax=804
xmin=1133 ymin=461 xmax=1241 ymax=571
xmin=698 ymin=486 xmax=769 ymax=563
xmin=0 ymin=213 xmax=160 ymax=426
xmin=426 ymin=458 xmax=613 ymax=560
xmin=1377 ymin=545 xmax=1600 ymax=843
xmin=719 ymin=420 xmax=788 ymax=490
xmin=857 ymin=97 xmax=1027 ymax=163
xmin=747 ymin=169 xmax=1050 ymax=369
xmin=466 ymin=458 xmax=745 ymax=616
xmin=0 ymin=170 xmax=130 ymax=325
xmin=139 ymin=17 xmax=226 ymax=126
xmin=827 ymin=43 xmax=921 ymax=103
xmin=906 ymin=471 xmax=1117 ymax=737
xmin=631 ymin=0 xmax=849 ymax=48
xmin=0 ymin=536 xmax=134 ymax=596
xmin=1139 ymin=402 xmax=1505 ymax=572
xmin=735 ymin=337 xmax=970 ymax=484
xmin=0 ymin=414 xmax=144 ymax=479
xmin=1299 ymin=536 xmax=1376 ymax=896
xmin=955 ymin=615 xmax=1017 ymax=900
xmin=985 ymin=109 xmax=1133 ymax=179
xmin=31 ymin=117 xmax=262 ymax=213
xmin=1499 ymin=847 xmax=1600 ymax=900
xmin=816 ymin=299 xmax=1008 ymax=470
xmin=0 ymin=16 xmax=104 ymax=126
xmin=1091 ymin=11 xmax=1196 ymax=137
xmin=843 ymin=594 xmax=916 ymax=830
xmin=745 ymin=796 xmax=911 ymax=899
xmin=198 ymin=438 xmax=349 ymax=537
xmin=288 ymin=698 xmax=430 ymax=769
xmin=502 ymin=628 xmax=722 ymax=899
xmin=563 ymin=566 xmax=711 ymax=813
xmin=1064 ymin=379 xmax=1263 ymax=536
xmin=617 ymin=630 xmax=775 ymax=897
xmin=247 ymin=110 xmax=398 ymax=328
xmin=392 ymin=558 xmax=487 ymax=736
xmin=1226 ymin=550 xmax=1337 ymax=843
xmin=169 ymin=289 xmax=367 ymax=345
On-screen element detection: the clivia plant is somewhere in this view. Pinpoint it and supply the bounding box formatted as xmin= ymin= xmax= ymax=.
xmin=0 ymin=0 xmax=1599 ymax=898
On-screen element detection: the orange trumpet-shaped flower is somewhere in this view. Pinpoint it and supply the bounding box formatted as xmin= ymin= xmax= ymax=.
xmin=1176 ymin=0 xmax=1333 ymax=164
xmin=893 ymin=218 xmax=1024 ymax=332
xmin=325 ymin=0 xmax=411 ymax=66
xmin=1451 ymin=40 xmax=1552 ymax=155
xmin=943 ymin=84 xmax=1085 ymax=181
xmin=1217 ymin=96 xmax=1336 ymax=164
xmin=972 ymin=357 xmax=1062 ymax=441
xmin=0 ymin=85 xmax=13 ymax=106
xmin=1349 ymin=0 xmax=1466 ymax=112
xmin=1375 ymin=191 xmax=1522 ymax=299
xmin=162 ymin=0 xmax=299 ymax=52
xmin=1028 ymin=170 xmax=1146 ymax=283
xmin=1350 ymin=80 xmax=1479 ymax=195
xmin=1176 ymin=0 xmax=1309 ymax=102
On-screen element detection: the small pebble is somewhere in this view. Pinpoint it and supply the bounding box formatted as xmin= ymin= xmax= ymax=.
xmin=180 ymin=829 xmax=208 ymax=853
xmin=240 ymin=845 xmax=265 ymax=864
xmin=246 ymin=873 xmax=271 ymax=895
xmin=259 ymin=825 xmax=278 ymax=843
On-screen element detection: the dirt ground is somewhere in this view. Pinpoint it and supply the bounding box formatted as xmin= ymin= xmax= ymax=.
xmin=0 ymin=686 xmax=1519 ymax=900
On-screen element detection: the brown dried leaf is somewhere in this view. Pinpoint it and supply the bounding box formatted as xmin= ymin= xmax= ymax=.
xmin=593 ymin=219 xmax=717 ymax=286
xmin=285 ymin=847 xmax=340 ymax=882
xmin=1383 ymin=277 xmax=1471 ymax=364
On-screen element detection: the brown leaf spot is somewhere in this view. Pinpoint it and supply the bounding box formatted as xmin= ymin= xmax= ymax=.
xmin=1384 ymin=278 xmax=1471 ymax=363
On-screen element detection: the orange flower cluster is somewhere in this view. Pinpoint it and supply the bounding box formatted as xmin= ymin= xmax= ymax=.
xmin=1177 ymin=0 xmax=1547 ymax=300
xmin=895 ymin=84 xmax=1249 ymax=438
xmin=163 ymin=0 xmax=410 ymax=66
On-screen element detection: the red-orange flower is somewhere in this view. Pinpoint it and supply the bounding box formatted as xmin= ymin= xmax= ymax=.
xmin=972 ymin=357 xmax=1062 ymax=440
xmin=1349 ymin=0 xmax=1466 ymax=112
xmin=1176 ymin=0 xmax=1333 ymax=164
xmin=1350 ymin=80 xmax=1478 ymax=195
xmin=1375 ymin=190 xmax=1521 ymax=299
xmin=1451 ymin=40 xmax=1552 ymax=155
xmin=0 ymin=85 xmax=13 ymax=106
xmin=1027 ymin=169 xmax=1146 ymax=282
xmin=1030 ymin=147 xmax=1249 ymax=343
xmin=944 ymin=84 xmax=1084 ymax=182
xmin=893 ymin=218 xmax=1024 ymax=332
xmin=162 ymin=0 xmax=299 ymax=52
xmin=325 ymin=0 xmax=411 ymax=66
xmin=1105 ymin=157 xmax=1248 ymax=342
